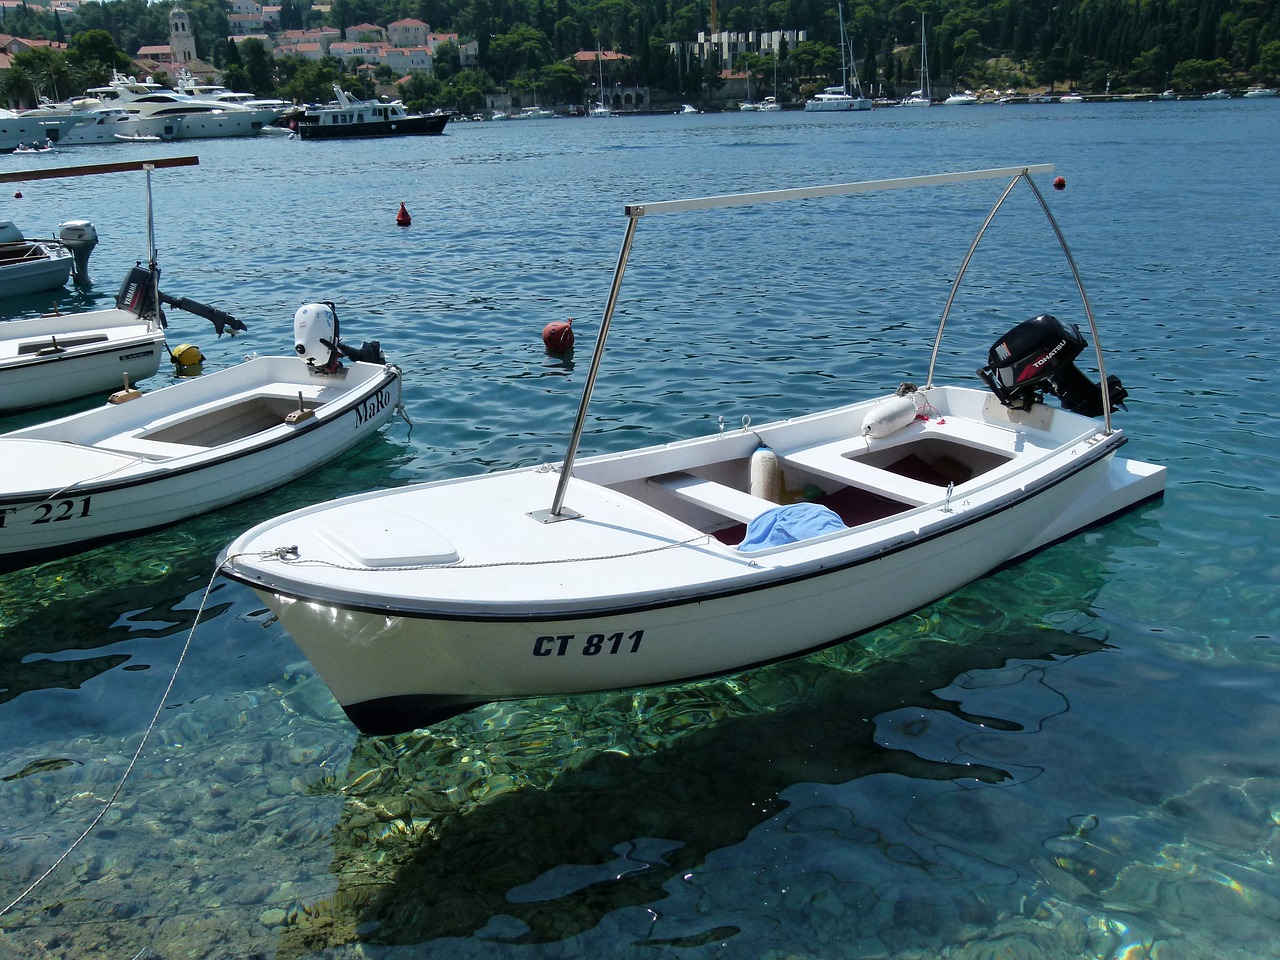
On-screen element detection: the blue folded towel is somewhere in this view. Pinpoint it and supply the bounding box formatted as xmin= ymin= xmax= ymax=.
xmin=738 ymin=502 xmax=847 ymax=552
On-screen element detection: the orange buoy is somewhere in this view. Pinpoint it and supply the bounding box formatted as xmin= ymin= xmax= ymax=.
xmin=1053 ymin=176 xmax=1066 ymax=191
xmin=542 ymin=317 xmax=574 ymax=354
xmin=396 ymin=202 xmax=411 ymax=226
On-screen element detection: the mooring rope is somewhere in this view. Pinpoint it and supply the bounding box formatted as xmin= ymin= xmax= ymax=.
xmin=0 ymin=564 xmax=222 ymax=919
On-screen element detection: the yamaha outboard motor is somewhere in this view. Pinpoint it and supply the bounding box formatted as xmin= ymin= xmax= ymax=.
xmin=116 ymin=263 xmax=161 ymax=322
xmin=978 ymin=314 xmax=1128 ymax=417
xmin=294 ymin=302 xmax=384 ymax=373
xmin=115 ymin=262 xmax=245 ymax=336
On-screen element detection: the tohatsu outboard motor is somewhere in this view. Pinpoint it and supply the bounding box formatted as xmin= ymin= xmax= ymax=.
xmin=294 ymin=302 xmax=384 ymax=373
xmin=978 ymin=314 xmax=1128 ymax=417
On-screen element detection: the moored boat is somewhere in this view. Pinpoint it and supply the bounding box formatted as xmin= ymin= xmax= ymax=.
xmin=220 ymin=165 xmax=1166 ymax=736
xmin=294 ymin=85 xmax=451 ymax=139
xmin=0 ymin=219 xmax=97 ymax=299
xmin=0 ymin=302 xmax=399 ymax=569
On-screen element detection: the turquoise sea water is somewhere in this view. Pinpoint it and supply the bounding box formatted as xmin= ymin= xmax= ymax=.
xmin=0 ymin=99 xmax=1278 ymax=958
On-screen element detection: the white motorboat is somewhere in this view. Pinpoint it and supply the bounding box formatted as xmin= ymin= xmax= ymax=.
xmin=1202 ymin=88 xmax=1232 ymax=99
xmin=85 ymin=72 xmax=270 ymax=139
xmin=678 ymin=104 xmax=700 ymax=114
xmin=0 ymin=219 xmax=97 ymax=298
xmin=21 ymin=98 xmax=181 ymax=144
xmin=757 ymin=96 xmax=782 ymax=111
xmin=945 ymin=91 xmax=979 ymax=105
xmin=0 ymin=303 xmax=399 ymax=570
xmin=0 ymin=109 xmax=75 ymax=152
xmin=220 ymin=165 xmax=1166 ymax=736
xmin=174 ymin=69 xmax=289 ymax=127
xmin=1059 ymin=91 xmax=1086 ymax=103
xmin=0 ymin=157 xmax=243 ymax=413
xmin=1243 ymin=85 xmax=1277 ymax=98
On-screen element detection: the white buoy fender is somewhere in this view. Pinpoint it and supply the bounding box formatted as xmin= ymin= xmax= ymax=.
xmin=861 ymin=394 xmax=918 ymax=438
xmin=749 ymin=445 xmax=782 ymax=502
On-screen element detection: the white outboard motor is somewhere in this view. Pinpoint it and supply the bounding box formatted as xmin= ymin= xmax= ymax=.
xmin=295 ymin=302 xmax=339 ymax=370
xmin=58 ymin=220 xmax=98 ymax=283
xmin=294 ymin=301 xmax=385 ymax=371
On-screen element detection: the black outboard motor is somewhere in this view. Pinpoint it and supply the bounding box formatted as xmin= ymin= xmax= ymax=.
xmin=978 ymin=314 xmax=1128 ymax=417
xmin=115 ymin=262 xmax=246 ymax=336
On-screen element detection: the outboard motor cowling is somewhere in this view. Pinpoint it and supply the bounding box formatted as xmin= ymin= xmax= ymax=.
xmin=294 ymin=301 xmax=385 ymax=371
xmin=295 ymin=302 xmax=340 ymax=370
xmin=58 ymin=220 xmax=98 ymax=283
xmin=978 ymin=314 xmax=1128 ymax=417
xmin=116 ymin=263 xmax=161 ymax=322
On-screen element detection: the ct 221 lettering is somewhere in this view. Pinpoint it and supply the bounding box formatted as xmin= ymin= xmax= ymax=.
xmin=533 ymin=630 xmax=644 ymax=657
xmin=0 ymin=498 xmax=92 ymax=529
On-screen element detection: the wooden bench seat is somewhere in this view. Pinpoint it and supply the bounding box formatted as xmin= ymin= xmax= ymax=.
xmin=648 ymin=472 xmax=778 ymax=523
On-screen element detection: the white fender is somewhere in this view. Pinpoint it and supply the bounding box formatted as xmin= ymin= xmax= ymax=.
xmin=749 ymin=445 xmax=782 ymax=502
xmin=861 ymin=394 xmax=918 ymax=438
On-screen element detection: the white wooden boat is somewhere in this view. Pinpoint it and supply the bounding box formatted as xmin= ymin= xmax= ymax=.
xmin=0 ymin=229 xmax=75 ymax=298
xmin=0 ymin=304 xmax=400 ymax=569
xmin=0 ymin=157 xmax=242 ymax=413
xmin=220 ymin=165 xmax=1167 ymax=736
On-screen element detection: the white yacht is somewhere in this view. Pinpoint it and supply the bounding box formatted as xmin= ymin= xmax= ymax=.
xmin=0 ymin=109 xmax=75 ymax=151
xmin=174 ymin=70 xmax=289 ymax=126
xmin=23 ymin=98 xmax=180 ymax=144
xmin=86 ymin=72 xmax=268 ymax=139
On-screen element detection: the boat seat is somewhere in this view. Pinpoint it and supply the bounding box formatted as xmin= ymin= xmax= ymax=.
xmin=780 ymin=442 xmax=939 ymax=506
xmin=95 ymin=435 xmax=209 ymax=460
xmin=649 ymin=472 xmax=777 ymax=523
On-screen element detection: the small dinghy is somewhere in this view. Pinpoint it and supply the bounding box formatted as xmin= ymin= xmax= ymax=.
xmin=0 ymin=262 xmax=243 ymax=413
xmin=0 ymin=158 xmax=241 ymax=413
xmin=0 ymin=302 xmax=400 ymax=569
xmin=220 ymin=165 xmax=1167 ymax=735
xmin=0 ymin=219 xmax=98 ymax=299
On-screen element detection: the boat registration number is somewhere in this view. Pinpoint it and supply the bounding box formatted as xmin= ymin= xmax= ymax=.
xmin=533 ymin=630 xmax=644 ymax=657
xmin=0 ymin=497 xmax=92 ymax=529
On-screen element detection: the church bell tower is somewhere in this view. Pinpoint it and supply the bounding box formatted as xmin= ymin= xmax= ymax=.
xmin=170 ymin=6 xmax=197 ymax=64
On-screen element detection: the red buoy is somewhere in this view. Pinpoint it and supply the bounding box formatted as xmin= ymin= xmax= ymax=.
xmin=396 ymin=202 xmax=411 ymax=226
xmin=1053 ymin=176 xmax=1067 ymax=191
xmin=542 ymin=317 xmax=574 ymax=354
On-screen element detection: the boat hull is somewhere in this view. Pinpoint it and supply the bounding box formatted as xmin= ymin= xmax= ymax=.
xmin=0 ymin=309 xmax=164 ymax=412
xmin=0 ymin=357 xmax=400 ymax=568
xmin=296 ymin=113 xmax=450 ymax=139
xmin=223 ymin=385 xmax=1165 ymax=735
xmin=0 ymin=243 xmax=74 ymax=297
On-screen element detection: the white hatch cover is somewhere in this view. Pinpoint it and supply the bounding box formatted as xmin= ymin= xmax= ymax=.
xmin=315 ymin=510 xmax=460 ymax=567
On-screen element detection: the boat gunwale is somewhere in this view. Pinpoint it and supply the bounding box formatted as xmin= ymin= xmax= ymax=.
xmin=220 ymin=427 xmax=1127 ymax=622
xmin=0 ymin=360 xmax=400 ymax=504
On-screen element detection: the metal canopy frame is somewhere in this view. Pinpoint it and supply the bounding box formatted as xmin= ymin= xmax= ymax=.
xmin=541 ymin=163 xmax=1110 ymax=521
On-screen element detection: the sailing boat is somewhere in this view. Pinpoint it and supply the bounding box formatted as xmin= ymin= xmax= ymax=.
xmin=902 ymin=15 xmax=931 ymax=106
xmin=758 ymin=57 xmax=782 ymax=110
xmin=590 ymin=49 xmax=612 ymax=116
xmin=804 ymin=2 xmax=871 ymax=111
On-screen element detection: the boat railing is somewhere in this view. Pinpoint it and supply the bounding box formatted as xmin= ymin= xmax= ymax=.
xmin=540 ymin=164 xmax=1113 ymax=522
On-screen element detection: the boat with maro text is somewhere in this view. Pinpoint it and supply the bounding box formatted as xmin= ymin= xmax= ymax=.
xmin=0 ymin=302 xmax=398 ymax=570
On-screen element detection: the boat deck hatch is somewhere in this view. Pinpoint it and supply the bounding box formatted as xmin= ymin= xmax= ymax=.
xmin=850 ymin=437 xmax=1012 ymax=485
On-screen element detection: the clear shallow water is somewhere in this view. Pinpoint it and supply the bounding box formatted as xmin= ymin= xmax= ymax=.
xmin=0 ymin=100 xmax=1278 ymax=958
